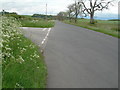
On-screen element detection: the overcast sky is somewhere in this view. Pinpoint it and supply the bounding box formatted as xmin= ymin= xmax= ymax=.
xmin=0 ymin=0 xmax=119 ymax=18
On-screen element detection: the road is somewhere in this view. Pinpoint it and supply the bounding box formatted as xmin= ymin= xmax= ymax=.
xmin=21 ymin=27 xmax=51 ymax=52
xmin=22 ymin=21 xmax=118 ymax=88
xmin=44 ymin=21 xmax=118 ymax=88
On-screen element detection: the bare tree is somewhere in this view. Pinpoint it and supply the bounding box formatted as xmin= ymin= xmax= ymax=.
xmin=67 ymin=4 xmax=74 ymax=22
xmin=79 ymin=0 xmax=113 ymax=24
xmin=67 ymin=1 xmax=83 ymax=23
xmin=73 ymin=1 xmax=82 ymax=23
xmin=74 ymin=1 xmax=79 ymax=23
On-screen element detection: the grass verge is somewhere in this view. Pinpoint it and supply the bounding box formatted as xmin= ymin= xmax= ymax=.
xmin=2 ymin=35 xmax=47 ymax=88
xmin=2 ymin=16 xmax=47 ymax=88
xmin=64 ymin=19 xmax=119 ymax=38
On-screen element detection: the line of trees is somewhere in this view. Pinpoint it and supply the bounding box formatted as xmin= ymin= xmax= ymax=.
xmin=32 ymin=14 xmax=56 ymax=20
xmin=57 ymin=0 xmax=113 ymax=24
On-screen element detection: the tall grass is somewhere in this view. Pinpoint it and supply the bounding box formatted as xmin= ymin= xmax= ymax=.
xmin=1 ymin=16 xmax=47 ymax=88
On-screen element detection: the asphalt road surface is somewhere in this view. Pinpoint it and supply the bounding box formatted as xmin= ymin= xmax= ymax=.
xmin=21 ymin=27 xmax=51 ymax=52
xmin=44 ymin=21 xmax=118 ymax=88
xmin=22 ymin=21 xmax=118 ymax=88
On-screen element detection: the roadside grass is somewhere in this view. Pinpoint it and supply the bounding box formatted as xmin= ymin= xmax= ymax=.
xmin=20 ymin=19 xmax=55 ymax=28
xmin=64 ymin=19 xmax=119 ymax=38
xmin=3 ymin=35 xmax=47 ymax=88
xmin=2 ymin=16 xmax=47 ymax=88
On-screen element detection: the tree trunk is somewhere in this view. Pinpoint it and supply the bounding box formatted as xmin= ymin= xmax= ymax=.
xmin=75 ymin=14 xmax=77 ymax=23
xmin=70 ymin=18 xmax=71 ymax=22
xmin=69 ymin=13 xmax=71 ymax=22
xmin=90 ymin=13 xmax=94 ymax=24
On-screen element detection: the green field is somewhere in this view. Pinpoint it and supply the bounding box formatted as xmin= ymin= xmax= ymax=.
xmin=21 ymin=19 xmax=55 ymax=28
xmin=2 ymin=16 xmax=47 ymax=88
xmin=64 ymin=19 xmax=119 ymax=38
xmin=4 ymin=14 xmax=55 ymax=28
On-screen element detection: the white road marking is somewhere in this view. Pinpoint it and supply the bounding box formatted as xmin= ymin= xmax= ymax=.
xmin=42 ymin=28 xmax=47 ymax=31
xmin=41 ymin=28 xmax=51 ymax=45
xmin=41 ymin=41 xmax=44 ymax=44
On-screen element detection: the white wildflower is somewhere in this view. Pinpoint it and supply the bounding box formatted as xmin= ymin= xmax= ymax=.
xmin=37 ymin=67 xmax=39 ymax=68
